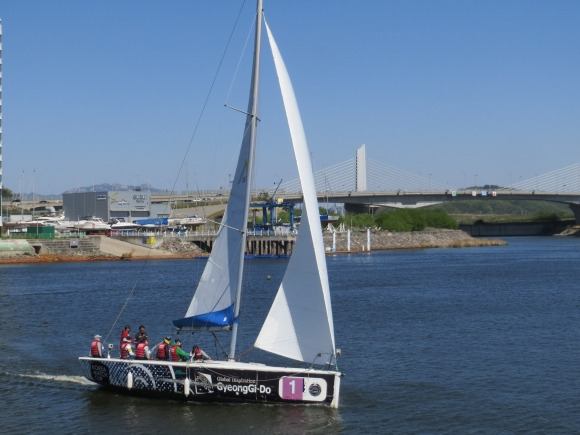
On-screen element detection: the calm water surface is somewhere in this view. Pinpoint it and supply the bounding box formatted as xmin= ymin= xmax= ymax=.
xmin=1 ymin=236 xmax=579 ymax=434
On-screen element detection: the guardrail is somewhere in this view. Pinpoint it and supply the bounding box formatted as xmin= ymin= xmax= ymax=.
xmin=9 ymin=231 xmax=88 ymax=239
xmin=108 ymin=228 xmax=297 ymax=238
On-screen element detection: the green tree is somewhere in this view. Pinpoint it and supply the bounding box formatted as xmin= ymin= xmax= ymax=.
xmin=349 ymin=213 xmax=375 ymax=228
xmin=374 ymin=208 xmax=457 ymax=232
xmin=1 ymin=187 xmax=13 ymax=198
xmin=375 ymin=209 xmax=425 ymax=231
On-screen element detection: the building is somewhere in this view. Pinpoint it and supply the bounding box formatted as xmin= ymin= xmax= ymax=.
xmin=63 ymin=190 xmax=170 ymax=223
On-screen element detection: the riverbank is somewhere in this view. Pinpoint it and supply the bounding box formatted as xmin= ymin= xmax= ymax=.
xmin=325 ymin=229 xmax=507 ymax=253
xmin=0 ymin=229 xmax=509 ymax=264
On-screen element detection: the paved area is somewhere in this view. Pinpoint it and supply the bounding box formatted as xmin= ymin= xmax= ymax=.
xmin=98 ymin=236 xmax=177 ymax=258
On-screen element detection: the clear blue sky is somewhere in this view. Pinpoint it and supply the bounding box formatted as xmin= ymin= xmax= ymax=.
xmin=1 ymin=0 xmax=579 ymax=195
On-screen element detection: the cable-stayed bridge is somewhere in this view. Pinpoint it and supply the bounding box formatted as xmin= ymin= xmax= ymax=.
xmin=274 ymin=145 xmax=580 ymax=222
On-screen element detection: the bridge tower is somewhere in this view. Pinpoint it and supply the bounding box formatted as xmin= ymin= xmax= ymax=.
xmin=356 ymin=144 xmax=367 ymax=192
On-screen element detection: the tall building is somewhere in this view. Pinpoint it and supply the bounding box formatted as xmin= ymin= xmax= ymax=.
xmin=63 ymin=190 xmax=169 ymax=223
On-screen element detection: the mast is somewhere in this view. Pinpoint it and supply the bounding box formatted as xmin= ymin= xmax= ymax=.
xmin=0 ymin=19 xmax=3 ymax=229
xmin=228 ymin=0 xmax=263 ymax=360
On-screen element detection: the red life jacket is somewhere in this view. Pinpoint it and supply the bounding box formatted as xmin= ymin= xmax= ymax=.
xmin=91 ymin=339 xmax=101 ymax=357
xmin=193 ymin=348 xmax=203 ymax=360
xmin=136 ymin=342 xmax=147 ymax=359
xmin=121 ymin=341 xmax=130 ymax=359
xmin=157 ymin=343 xmax=168 ymax=360
xmin=169 ymin=345 xmax=179 ymax=362
xmin=120 ymin=330 xmax=131 ymax=347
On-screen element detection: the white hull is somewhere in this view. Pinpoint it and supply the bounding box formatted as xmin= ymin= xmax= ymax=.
xmin=79 ymin=357 xmax=340 ymax=407
xmin=69 ymin=217 xmax=110 ymax=231
xmin=168 ymin=217 xmax=207 ymax=227
xmin=73 ymin=224 xmax=110 ymax=231
xmin=110 ymin=222 xmax=140 ymax=230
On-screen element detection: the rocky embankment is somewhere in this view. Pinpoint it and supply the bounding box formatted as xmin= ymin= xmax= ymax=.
xmin=159 ymin=229 xmax=508 ymax=257
xmin=158 ymin=238 xmax=206 ymax=256
xmin=323 ymin=229 xmax=507 ymax=253
xmin=0 ymin=251 xmax=117 ymax=264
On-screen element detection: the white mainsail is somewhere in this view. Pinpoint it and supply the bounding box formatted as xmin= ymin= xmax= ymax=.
xmin=173 ymin=11 xmax=262 ymax=333
xmin=254 ymin=20 xmax=336 ymax=365
xmin=172 ymin=132 xmax=250 ymax=330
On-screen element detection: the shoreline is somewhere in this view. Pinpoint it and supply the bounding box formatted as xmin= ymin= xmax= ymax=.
xmin=0 ymin=229 xmax=508 ymax=265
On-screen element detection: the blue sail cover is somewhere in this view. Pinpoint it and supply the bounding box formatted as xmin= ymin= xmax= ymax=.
xmin=172 ymin=304 xmax=235 ymax=330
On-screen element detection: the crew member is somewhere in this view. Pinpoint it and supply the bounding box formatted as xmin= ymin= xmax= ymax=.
xmin=121 ymin=340 xmax=135 ymax=359
xmin=91 ymin=335 xmax=103 ymax=358
xmin=156 ymin=337 xmax=171 ymax=361
xmin=135 ymin=325 xmax=147 ymax=343
xmin=169 ymin=338 xmax=189 ymax=362
xmin=191 ymin=345 xmax=211 ymax=361
xmin=135 ymin=337 xmax=150 ymax=360
xmin=120 ymin=325 xmax=134 ymax=348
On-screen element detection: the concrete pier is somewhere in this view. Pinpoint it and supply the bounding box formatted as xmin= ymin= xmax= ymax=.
xmin=117 ymin=232 xmax=297 ymax=257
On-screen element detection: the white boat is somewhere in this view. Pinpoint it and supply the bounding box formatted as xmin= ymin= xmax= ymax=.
xmin=11 ymin=216 xmax=63 ymax=227
xmin=79 ymin=0 xmax=341 ymax=407
xmin=168 ymin=215 xmax=207 ymax=228
xmin=109 ymin=219 xmax=140 ymax=230
xmin=69 ymin=216 xmax=110 ymax=231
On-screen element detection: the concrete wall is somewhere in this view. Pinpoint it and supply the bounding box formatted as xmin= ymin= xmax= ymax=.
xmin=28 ymin=236 xmax=101 ymax=254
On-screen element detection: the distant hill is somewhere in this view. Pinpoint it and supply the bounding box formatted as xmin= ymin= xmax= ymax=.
xmin=63 ymin=184 xmax=165 ymax=194
xmin=5 ymin=184 xmax=167 ymax=201
xmin=63 ymin=183 xmax=164 ymax=193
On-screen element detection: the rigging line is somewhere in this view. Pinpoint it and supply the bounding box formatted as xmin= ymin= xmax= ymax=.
xmin=211 ymin=331 xmax=229 ymax=359
xmin=204 ymin=217 xmax=245 ymax=233
xmin=103 ymin=252 xmax=151 ymax=344
xmin=233 ymin=345 xmax=256 ymax=361
xmin=167 ymin=1 xmax=249 ymax=203
xmin=225 ymin=2 xmax=256 ymax=103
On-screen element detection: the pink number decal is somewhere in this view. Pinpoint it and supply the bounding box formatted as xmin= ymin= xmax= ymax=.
xmin=281 ymin=377 xmax=304 ymax=400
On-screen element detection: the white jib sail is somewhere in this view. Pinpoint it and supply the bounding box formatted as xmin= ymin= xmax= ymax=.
xmin=254 ymin=20 xmax=336 ymax=365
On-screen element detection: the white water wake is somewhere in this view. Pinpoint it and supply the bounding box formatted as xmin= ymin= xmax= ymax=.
xmin=11 ymin=372 xmax=95 ymax=386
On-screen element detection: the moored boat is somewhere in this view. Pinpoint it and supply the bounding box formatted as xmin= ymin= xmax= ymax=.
xmin=69 ymin=216 xmax=110 ymax=231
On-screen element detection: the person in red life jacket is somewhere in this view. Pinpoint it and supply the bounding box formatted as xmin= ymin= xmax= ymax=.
xmin=169 ymin=338 xmax=189 ymax=362
xmin=120 ymin=325 xmax=134 ymax=349
xmin=134 ymin=325 xmax=147 ymax=343
xmin=120 ymin=340 xmax=135 ymax=359
xmin=156 ymin=337 xmax=171 ymax=361
xmin=135 ymin=337 xmax=151 ymax=360
xmin=91 ymin=335 xmax=103 ymax=358
xmin=190 ymin=345 xmax=211 ymax=361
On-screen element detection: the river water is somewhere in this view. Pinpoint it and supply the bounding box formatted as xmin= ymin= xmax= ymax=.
xmin=1 ymin=236 xmax=579 ymax=434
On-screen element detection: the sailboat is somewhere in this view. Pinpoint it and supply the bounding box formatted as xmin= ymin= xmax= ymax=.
xmin=79 ymin=0 xmax=342 ymax=407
